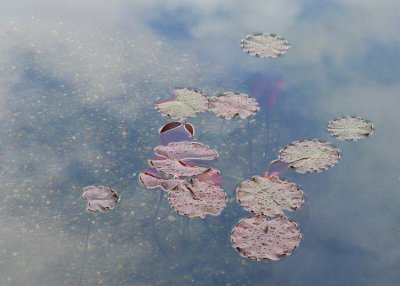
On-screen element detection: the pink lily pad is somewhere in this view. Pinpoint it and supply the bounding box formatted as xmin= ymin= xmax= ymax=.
xmin=231 ymin=215 xmax=301 ymax=261
xmin=263 ymin=159 xmax=290 ymax=178
xmin=279 ymin=139 xmax=340 ymax=173
xmin=82 ymin=186 xmax=120 ymax=212
xmin=168 ymin=179 xmax=227 ymax=218
xmin=237 ymin=176 xmax=303 ymax=217
xmin=155 ymin=141 xmax=219 ymax=161
xmin=194 ymin=168 xmax=223 ymax=186
xmin=209 ymin=92 xmax=260 ymax=120
xmin=149 ymin=158 xmax=209 ymax=177
xmin=240 ymin=33 xmax=290 ymax=58
xmin=139 ymin=169 xmax=184 ymax=191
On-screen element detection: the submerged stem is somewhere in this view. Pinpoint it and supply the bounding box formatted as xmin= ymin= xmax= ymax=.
xmin=78 ymin=217 xmax=91 ymax=286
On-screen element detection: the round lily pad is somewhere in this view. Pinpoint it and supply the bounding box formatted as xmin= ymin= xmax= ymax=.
xmin=155 ymin=88 xmax=209 ymax=119
xmin=231 ymin=215 xmax=301 ymax=261
xmin=82 ymin=186 xmax=120 ymax=212
xmin=168 ymin=179 xmax=227 ymax=218
xmin=209 ymin=92 xmax=260 ymax=120
xmin=328 ymin=116 xmax=374 ymax=141
xmin=237 ymin=176 xmax=304 ymax=217
xmin=240 ymin=33 xmax=289 ymax=58
xmin=279 ymin=140 xmax=340 ymax=173
xmin=155 ymin=141 xmax=219 ymax=161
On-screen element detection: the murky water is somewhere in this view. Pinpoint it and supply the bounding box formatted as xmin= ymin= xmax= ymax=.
xmin=1 ymin=1 xmax=399 ymax=285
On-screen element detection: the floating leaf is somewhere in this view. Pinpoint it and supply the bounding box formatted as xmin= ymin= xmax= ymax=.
xmin=263 ymin=159 xmax=290 ymax=178
xmin=279 ymin=140 xmax=340 ymax=173
xmin=231 ymin=215 xmax=301 ymax=261
xmin=328 ymin=116 xmax=374 ymax=141
xmin=237 ymin=176 xmax=303 ymax=217
xmin=240 ymin=33 xmax=289 ymax=58
xmin=159 ymin=122 xmax=195 ymax=145
xmin=155 ymin=88 xmax=209 ymax=119
xmin=149 ymin=158 xmax=209 ymax=177
xmin=168 ymin=179 xmax=227 ymax=218
xmin=82 ymin=186 xmax=120 ymax=212
xmin=195 ymin=168 xmax=223 ymax=186
xmin=155 ymin=141 xmax=218 ymax=161
xmin=209 ymin=92 xmax=260 ymax=120
xmin=139 ymin=169 xmax=184 ymax=191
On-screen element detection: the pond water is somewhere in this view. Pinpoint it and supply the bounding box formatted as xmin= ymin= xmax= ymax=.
xmin=1 ymin=1 xmax=399 ymax=285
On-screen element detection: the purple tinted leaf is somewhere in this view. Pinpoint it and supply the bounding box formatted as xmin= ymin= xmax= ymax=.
xmin=139 ymin=169 xmax=184 ymax=191
xmin=155 ymin=142 xmax=218 ymax=161
xmin=159 ymin=122 xmax=194 ymax=145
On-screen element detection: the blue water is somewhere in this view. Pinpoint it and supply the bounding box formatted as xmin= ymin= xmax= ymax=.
xmin=0 ymin=1 xmax=399 ymax=285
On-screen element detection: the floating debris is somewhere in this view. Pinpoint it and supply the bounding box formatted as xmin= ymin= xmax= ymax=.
xmin=156 ymin=88 xmax=209 ymax=119
xmin=279 ymin=140 xmax=340 ymax=173
xmin=237 ymin=176 xmax=303 ymax=217
xmin=139 ymin=169 xmax=184 ymax=191
xmin=240 ymin=33 xmax=289 ymax=58
xmin=149 ymin=158 xmax=209 ymax=177
xmin=155 ymin=141 xmax=219 ymax=161
xmin=231 ymin=215 xmax=301 ymax=261
xmin=209 ymin=92 xmax=260 ymax=120
xmin=328 ymin=116 xmax=374 ymax=141
xmin=168 ymin=179 xmax=227 ymax=218
xmin=82 ymin=186 xmax=120 ymax=212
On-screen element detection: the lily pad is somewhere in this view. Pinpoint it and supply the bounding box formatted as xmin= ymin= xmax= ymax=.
xmin=194 ymin=168 xmax=223 ymax=186
xmin=328 ymin=116 xmax=374 ymax=141
xmin=155 ymin=141 xmax=219 ymax=161
xmin=209 ymin=92 xmax=260 ymax=120
xmin=82 ymin=186 xmax=120 ymax=212
xmin=139 ymin=169 xmax=184 ymax=191
xmin=168 ymin=179 xmax=227 ymax=218
xmin=231 ymin=215 xmax=301 ymax=261
xmin=240 ymin=33 xmax=289 ymax=58
xmin=149 ymin=158 xmax=209 ymax=177
xmin=159 ymin=122 xmax=195 ymax=145
xmin=155 ymin=88 xmax=209 ymax=119
xmin=263 ymin=159 xmax=290 ymax=178
xmin=279 ymin=140 xmax=340 ymax=173
xmin=237 ymin=176 xmax=303 ymax=217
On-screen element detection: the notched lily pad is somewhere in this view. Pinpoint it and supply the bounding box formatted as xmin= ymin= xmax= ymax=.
xmin=139 ymin=169 xmax=184 ymax=191
xmin=328 ymin=116 xmax=374 ymax=141
xmin=155 ymin=141 xmax=219 ymax=161
xmin=168 ymin=179 xmax=227 ymax=218
xmin=237 ymin=176 xmax=303 ymax=217
xmin=149 ymin=158 xmax=209 ymax=177
xmin=209 ymin=92 xmax=260 ymax=120
xmin=155 ymin=88 xmax=209 ymax=119
xmin=240 ymin=33 xmax=289 ymax=58
xmin=231 ymin=215 xmax=301 ymax=261
xmin=279 ymin=140 xmax=340 ymax=173
xmin=82 ymin=186 xmax=120 ymax=212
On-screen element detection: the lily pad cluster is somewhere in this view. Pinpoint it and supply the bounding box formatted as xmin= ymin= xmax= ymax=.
xmin=156 ymin=88 xmax=259 ymax=120
xmin=139 ymin=136 xmax=227 ymax=219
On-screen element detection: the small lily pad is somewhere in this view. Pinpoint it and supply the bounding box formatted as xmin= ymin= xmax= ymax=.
xmin=237 ymin=176 xmax=304 ymax=217
xmin=82 ymin=186 xmax=120 ymax=212
xmin=279 ymin=140 xmax=340 ymax=173
xmin=240 ymin=33 xmax=289 ymax=58
xmin=156 ymin=88 xmax=209 ymax=119
xmin=231 ymin=215 xmax=301 ymax=261
xmin=168 ymin=179 xmax=227 ymax=218
xmin=155 ymin=141 xmax=219 ymax=161
xmin=328 ymin=116 xmax=374 ymax=141
xmin=209 ymin=92 xmax=260 ymax=120
xmin=149 ymin=158 xmax=209 ymax=177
